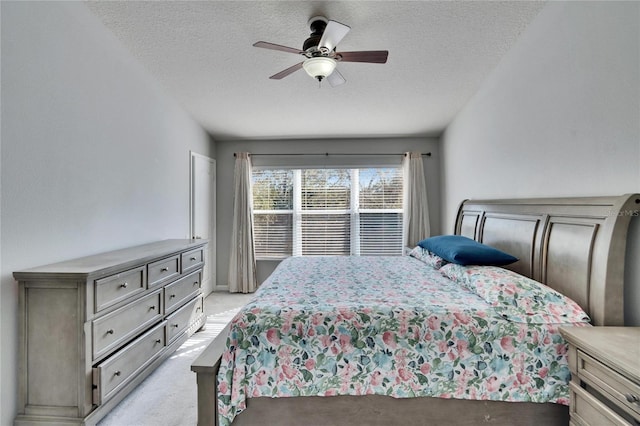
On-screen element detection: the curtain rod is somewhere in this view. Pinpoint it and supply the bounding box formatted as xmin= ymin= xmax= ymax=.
xmin=234 ymin=152 xmax=431 ymax=157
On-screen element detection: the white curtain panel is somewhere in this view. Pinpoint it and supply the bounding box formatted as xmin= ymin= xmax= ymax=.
xmin=228 ymin=152 xmax=257 ymax=293
xmin=403 ymin=152 xmax=431 ymax=247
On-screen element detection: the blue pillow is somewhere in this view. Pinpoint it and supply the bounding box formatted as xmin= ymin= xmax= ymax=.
xmin=417 ymin=235 xmax=518 ymax=266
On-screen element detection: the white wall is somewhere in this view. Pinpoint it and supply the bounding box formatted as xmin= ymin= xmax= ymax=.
xmin=0 ymin=2 xmax=213 ymax=424
xmin=441 ymin=1 xmax=640 ymax=324
xmin=215 ymin=138 xmax=440 ymax=288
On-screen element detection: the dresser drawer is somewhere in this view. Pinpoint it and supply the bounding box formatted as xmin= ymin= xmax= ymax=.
xmin=164 ymin=270 xmax=202 ymax=314
xmin=578 ymin=350 xmax=640 ymax=419
xmin=148 ymin=255 xmax=180 ymax=288
xmin=93 ymin=322 xmax=166 ymax=404
xmin=166 ymin=296 xmax=203 ymax=344
xmin=92 ymin=290 xmax=163 ymax=360
xmin=181 ymin=248 xmax=204 ymax=273
xmin=569 ymin=381 xmax=631 ymax=426
xmin=94 ymin=266 xmax=146 ymax=313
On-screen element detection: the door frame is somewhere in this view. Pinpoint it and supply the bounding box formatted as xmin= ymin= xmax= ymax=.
xmin=189 ymin=151 xmax=216 ymax=294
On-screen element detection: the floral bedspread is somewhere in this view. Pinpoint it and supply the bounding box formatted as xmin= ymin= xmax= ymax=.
xmin=217 ymin=256 xmax=587 ymax=425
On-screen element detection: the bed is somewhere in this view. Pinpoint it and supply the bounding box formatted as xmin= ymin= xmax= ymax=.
xmin=192 ymin=194 xmax=639 ymax=426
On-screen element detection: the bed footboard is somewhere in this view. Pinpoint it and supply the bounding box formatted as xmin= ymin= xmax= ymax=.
xmin=191 ymin=323 xmax=231 ymax=426
xmin=230 ymin=396 xmax=569 ymax=426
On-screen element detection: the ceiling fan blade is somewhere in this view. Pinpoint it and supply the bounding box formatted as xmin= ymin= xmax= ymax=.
xmin=269 ymin=62 xmax=304 ymax=80
xmin=318 ymin=20 xmax=350 ymax=52
xmin=253 ymin=41 xmax=305 ymax=55
xmin=327 ymin=69 xmax=346 ymax=87
xmin=337 ymin=50 xmax=389 ymax=64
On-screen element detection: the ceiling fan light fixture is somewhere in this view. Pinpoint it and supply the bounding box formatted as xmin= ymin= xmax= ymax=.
xmin=302 ymin=57 xmax=337 ymax=81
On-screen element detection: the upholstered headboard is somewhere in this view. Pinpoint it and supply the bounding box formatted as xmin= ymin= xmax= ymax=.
xmin=454 ymin=194 xmax=640 ymax=326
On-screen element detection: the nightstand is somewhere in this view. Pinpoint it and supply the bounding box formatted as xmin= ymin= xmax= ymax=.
xmin=560 ymin=327 xmax=640 ymax=426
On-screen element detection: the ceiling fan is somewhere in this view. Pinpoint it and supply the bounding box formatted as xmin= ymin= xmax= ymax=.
xmin=253 ymin=16 xmax=389 ymax=87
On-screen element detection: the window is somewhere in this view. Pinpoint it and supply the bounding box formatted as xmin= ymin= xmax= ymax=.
xmin=252 ymin=167 xmax=404 ymax=258
xmin=358 ymin=168 xmax=404 ymax=255
xmin=252 ymin=170 xmax=294 ymax=258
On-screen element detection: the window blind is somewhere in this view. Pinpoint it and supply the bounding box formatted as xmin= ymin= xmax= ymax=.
xmin=253 ymin=169 xmax=293 ymax=210
xmin=301 ymin=169 xmax=351 ymax=210
xmin=253 ymin=167 xmax=404 ymax=258
xmin=253 ymin=170 xmax=293 ymax=258
xmin=359 ymin=168 xmax=403 ymax=209
xmin=359 ymin=212 xmax=403 ymax=255
xmin=358 ymin=167 xmax=404 ymax=255
xmin=253 ymin=213 xmax=293 ymax=258
xmin=300 ymin=213 xmax=351 ymax=255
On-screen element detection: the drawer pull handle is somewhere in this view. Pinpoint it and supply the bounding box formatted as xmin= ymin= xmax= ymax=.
xmin=155 ymin=339 xmax=162 ymax=344
xmin=170 ymin=294 xmax=176 ymax=299
xmin=193 ymin=281 xmax=199 ymax=286
xmin=161 ymin=267 xmax=169 ymax=272
xmin=190 ymin=257 xmax=197 ymax=261
xmin=149 ymin=305 xmax=156 ymax=310
xmin=172 ymin=324 xmax=179 ymax=328
xmin=114 ymin=371 xmax=121 ymax=377
xmin=106 ymin=329 xmax=114 ymax=335
xmin=625 ymin=393 xmax=639 ymax=403
xmin=120 ymin=282 xmax=128 ymax=288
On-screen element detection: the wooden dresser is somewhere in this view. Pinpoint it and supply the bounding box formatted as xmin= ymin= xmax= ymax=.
xmin=560 ymin=327 xmax=640 ymax=426
xmin=13 ymin=239 xmax=208 ymax=426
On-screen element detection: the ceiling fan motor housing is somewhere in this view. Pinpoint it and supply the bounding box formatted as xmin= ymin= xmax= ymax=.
xmin=303 ymin=16 xmax=328 ymax=52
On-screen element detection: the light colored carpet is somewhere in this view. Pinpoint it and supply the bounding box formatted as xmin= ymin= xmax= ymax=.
xmin=97 ymin=307 xmax=240 ymax=426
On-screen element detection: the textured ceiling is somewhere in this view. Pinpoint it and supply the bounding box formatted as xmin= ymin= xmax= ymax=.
xmin=86 ymin=1 xmax=545 ymax=140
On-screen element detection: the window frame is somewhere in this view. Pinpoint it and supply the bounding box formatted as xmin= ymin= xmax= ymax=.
xmin=252 ymin=166 xmax=405 ymax=259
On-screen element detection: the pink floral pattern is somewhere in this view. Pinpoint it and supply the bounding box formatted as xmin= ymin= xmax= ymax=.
xmin=217 ymin=257 xmax=588 ymax=425
xmin=439 ymin=264 xmax=591 ymax=324
xmin=409 ymin=246 xmax=448 ymax=269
